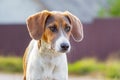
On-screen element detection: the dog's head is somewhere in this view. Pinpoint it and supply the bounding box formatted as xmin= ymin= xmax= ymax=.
xmin=26 ymin=10 xmax=83 ymax=53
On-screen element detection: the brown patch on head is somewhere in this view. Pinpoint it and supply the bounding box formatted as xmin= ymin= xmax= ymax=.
xmin=41 ymin=15 xmax=56 ymax=43
xmin=41 ymin=12 xmax=72 ymax=45
xmin=61 ymin=15 xmax=72 ymax=39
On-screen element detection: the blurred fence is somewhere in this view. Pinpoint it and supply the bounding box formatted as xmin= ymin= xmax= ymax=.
xmin=0 ymin=18 xmax=120 ymax=62
xmin=0 ymin=24 xmax=30 ymax=56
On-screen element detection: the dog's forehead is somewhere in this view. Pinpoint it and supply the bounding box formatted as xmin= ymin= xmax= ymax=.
xmin=45 ymin=12 xmax=70 ymax=25
xmin=51 ymin=11 xmax=66 ymax=20
xmin=51 ymin=11 xmax=63 ymax=14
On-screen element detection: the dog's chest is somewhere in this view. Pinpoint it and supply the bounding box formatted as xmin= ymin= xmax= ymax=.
xmin=28 ymin=55 xmax=67 ymax=80
xmin=27 ymin=48 xmax=67 ymax=80
xmin=26 ymin=40 xmax=68 ymax=80
xmin=34 ymin=56 xmax=57 ymax=79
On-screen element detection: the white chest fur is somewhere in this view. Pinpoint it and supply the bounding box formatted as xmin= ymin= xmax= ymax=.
xmin=26 ymin=40 xmax=68 ymax=80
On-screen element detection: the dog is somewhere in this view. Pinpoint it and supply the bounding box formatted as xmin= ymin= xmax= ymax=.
xmin=23 ymin=10 xmax=83 ymax=80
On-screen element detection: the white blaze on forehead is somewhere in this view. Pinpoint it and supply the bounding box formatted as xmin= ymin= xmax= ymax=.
xmin=52 ymin=11 xmax=63 ymax=14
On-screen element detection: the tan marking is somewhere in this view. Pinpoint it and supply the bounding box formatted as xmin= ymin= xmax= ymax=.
xmin=23 ymin=47 xmax=29 ymax=80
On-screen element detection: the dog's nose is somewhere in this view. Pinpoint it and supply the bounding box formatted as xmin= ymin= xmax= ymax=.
xmin=60 ymin=43 xmax=69 ymax=51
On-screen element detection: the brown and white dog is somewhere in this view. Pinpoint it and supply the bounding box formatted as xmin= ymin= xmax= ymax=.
xmin=23 ymin=10 xmax=83 ymax=80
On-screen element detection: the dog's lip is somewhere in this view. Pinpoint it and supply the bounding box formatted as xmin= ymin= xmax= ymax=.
xmin=50 ymin=46 xmax=64 ymax=53
xmin=55 ymin=48 xmax=70 ymax=53
xmin=60 ymin=49 xmax=70 ymax=53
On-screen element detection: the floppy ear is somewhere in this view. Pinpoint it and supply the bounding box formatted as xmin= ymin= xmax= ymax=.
xmin=64 ymin=11 xmax=83 ymax=42
xmin=26 ymin=10 xmax=50 ymax=40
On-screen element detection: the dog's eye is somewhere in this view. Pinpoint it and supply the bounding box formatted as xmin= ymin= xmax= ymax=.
xmin=65 ymin=26 xmax=71 ymax=32
xmin=49 ymin=25 xmax=58 ymax=32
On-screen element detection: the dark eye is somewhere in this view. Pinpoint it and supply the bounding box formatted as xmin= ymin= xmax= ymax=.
xmin=49 ymin=25 xmax=58 ymax=32
xmin=65 ymin=26 xmax=71 ymax=32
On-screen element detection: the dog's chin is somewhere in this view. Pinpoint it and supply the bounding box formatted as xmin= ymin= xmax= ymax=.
xmin=51 ymin=48 xmax=69 ymax=54
xmin=54 ymin=49 xmax=70 ymax=53
xmin=60 ymin=50 xmax=70 ymax=53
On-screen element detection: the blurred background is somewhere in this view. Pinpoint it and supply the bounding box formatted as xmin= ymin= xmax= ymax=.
xmin=0 ymin=0 xmax=120 ymax=80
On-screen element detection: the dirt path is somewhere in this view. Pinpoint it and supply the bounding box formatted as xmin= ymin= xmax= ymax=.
xmin=0 ymin=73 xmax=22 ymax=80
xmin=0 ymin=73 xmax=102 ymax=80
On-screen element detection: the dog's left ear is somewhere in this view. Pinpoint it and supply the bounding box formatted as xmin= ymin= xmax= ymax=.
xmin=64 ymin=11 xmax=83 ymax=42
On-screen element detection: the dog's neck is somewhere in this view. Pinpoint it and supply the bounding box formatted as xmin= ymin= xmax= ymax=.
xmin=38 ymin=40 xmax=63 ymax=58
xmin=38 ymin=40 xmax=51 ymax=50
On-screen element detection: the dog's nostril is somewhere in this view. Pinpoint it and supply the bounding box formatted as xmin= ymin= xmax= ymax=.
xmin=61 ymin=43 xmax=69 ymax=50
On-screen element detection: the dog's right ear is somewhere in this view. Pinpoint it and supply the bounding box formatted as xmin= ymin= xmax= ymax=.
xmin=26 ymin=10 xmax=50 ymax=40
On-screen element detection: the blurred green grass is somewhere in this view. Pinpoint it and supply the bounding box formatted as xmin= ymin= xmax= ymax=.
xmin=0 ymin=56 xmax=120 ymax=79
xmin=68 ymin=58 xmax=104 ymax=75
xmin=0 ymin=56 xmax=22 ymax=73
xmin=68 ymin=58 xmax=120 ymax=79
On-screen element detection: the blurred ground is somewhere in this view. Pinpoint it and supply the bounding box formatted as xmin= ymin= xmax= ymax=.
xmin=0 ymin=73 xmax=102 ymax=80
